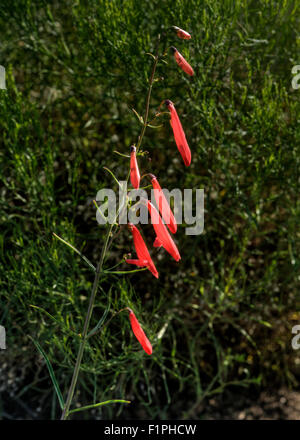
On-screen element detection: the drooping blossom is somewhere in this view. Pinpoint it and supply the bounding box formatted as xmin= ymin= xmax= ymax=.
xmin=143 ymin=199 xmax=181 ymax=262
xmin=128 ymin=309 xmax=152 ymax=355
xmin=150 ymin=174 xmax=177 ymax=234
xmin=126 ymin=223 xmax=159 ymax=278
xmin=170 ymin=46 xmax=194 ymax=76
xmin=130 ymin=146 xmax=140 ymax=189
xmin=165 ymin=100 xmax=191 ymax=167
xmin=172 ymin=26 xmax=191 ymax=40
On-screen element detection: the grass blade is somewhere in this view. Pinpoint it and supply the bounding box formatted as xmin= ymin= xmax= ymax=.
xmin=53 ymin=233 xmax=96 ymax=272
xmin=29 ymin=336 xmax=65 ymax=410
xmin=68 ymin=399 xmax=130 ymax=415
xmin=29 ymin=305 xmax=79 ymax=338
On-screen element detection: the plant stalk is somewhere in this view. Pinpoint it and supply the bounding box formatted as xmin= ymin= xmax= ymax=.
xmin=60 ymin=224 xmax=113 ymax=420
xmin=136 ymin=33 xmax=161 ymax=154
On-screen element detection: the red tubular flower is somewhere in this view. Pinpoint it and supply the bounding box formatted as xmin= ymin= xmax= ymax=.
xmin=153 ymin=237 xmax=163 ymax=248
xmin=172 ymin=26 xmax=191 ymax=40
xmin=165 ymin=100 xmax=191 ymax=167
xmin=143 ymin=199 xmax=181 ymax=262
xmin=126 ymin=223 xmax=159 ymax=278
xmin=128 ymin=309 xmax=152 ymax=355
xmin=170 ymin=46 xmax=194 ymax=76
xmin=130 ymin=146 xmax=140 ymax=189
xmin=150 ymin=174 xmax=177 ymax=234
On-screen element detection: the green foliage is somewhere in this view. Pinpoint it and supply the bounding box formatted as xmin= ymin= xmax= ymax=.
xmin=0 ymin=0 xmax=299 ymax=419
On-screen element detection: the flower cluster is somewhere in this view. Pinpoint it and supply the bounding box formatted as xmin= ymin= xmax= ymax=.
xmin=126 ymin=27 xmax=194 ymax=355
xmin=56 ymin=25 xmax=195 ymax=419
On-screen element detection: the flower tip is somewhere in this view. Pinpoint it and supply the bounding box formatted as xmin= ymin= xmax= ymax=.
xmin=153 ymin=237 xmax=163 ymax=248
xmin=129 ymin=310 xmax=153 ymax=355
xmin=151 ymin=268 xmax=159 ymax=279
xmin=169 ymin=224 xmax=177 ymax=234
xmin=165 ymin=99 xmax=172 ymax=108
xmin=172 ymin=26 xmax=191 ymax=40
xmin=146 ymin=345 xmax=153 ymax=355
xmin=170 ymin=46 xmax=177 ymax=54
xmin=130 ymin=146 xmax=140 ymax=189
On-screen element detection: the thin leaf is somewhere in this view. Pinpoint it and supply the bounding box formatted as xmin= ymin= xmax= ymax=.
xmin=113 ymin=150 xmax=130 ymax=158
xmin=29 ymin=336 xmax=65 ymax=410
xmin=103 ymin=166 xmax=122 ymax=188
xmin=53 ymin=233 xmax=96 ymax=272
xmin=93 ymin=199 xmax=111 ymax=224
xmin=147 ymin=124 xmax=163 ymax=129
xmin=104 ymin=268 xmax=148 ymax=274
xmin=145 ymin=52 xmax=156 ymax=60
xmin=29 ymin=305 xmax=79 ymax=338
xmin=87 ymin=288 xmax=112 ymax=338
xmin=132 ymin=108 xmax=144 ymax=124
xmin=69 ymin=399 xmax=130 ymax=415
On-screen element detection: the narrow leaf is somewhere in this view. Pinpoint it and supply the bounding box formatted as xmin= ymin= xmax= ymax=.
xmin=53 ymin=233 xmax=96 ymax=272
xmin=132 ymin=108 xmax=144 ymax=124
xmin=93 ymin=199 xmax=110 ymax=224
xmin=113 ymin=150 xmax=130 ymax=158
xmin=147 ymin=124 xmax=164 ymax=129
xmin=87 ymin=289 xmax=112 ymax=338
xmin=104 ymin=268 xmax=148 ymax=274
xmin=145 ymin=52 xmax=156 ymax=60
xmin=103 ymin=166 xmax=122 ymax=188
xmin=29 ymin=336 xmax=65 ymax=410
xmin=69 ymin=400 xmax=130 ymax=415
xmin=29 ymin=305 xmax=79 ymax=338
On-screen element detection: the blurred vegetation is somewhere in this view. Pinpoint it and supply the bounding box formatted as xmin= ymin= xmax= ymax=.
xmin=0 ymin=0 xmax=299 ymax=419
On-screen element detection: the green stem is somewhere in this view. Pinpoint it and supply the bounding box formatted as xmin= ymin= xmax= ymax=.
xmin=137 ymin=34 xmax=161 ymax=154
xmin=60 ymin=33 xmax=161 ymax=420
xmin=60 ymin=223 xmax=113 ymax=420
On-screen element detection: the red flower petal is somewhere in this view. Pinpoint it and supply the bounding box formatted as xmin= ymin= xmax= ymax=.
xmin=130 ymin=146 xmax=140 ymax=189
xmin=151 ymin=175 xmax=177 ymax=233
xmin=172 ymin=26 xmax=191 ymax=40
xmin=126 ymin=259 xmax=148 ymax=266
xmin=129 ymin=309 xmax=152 ymax=355
xmin=165 ymin=100 xmax=191 ymax=167
xmin=127 ymin=223 xmax=159 ymax=278
xmin=144 ymin=200 xmax=181 ymax=262
xmin=153 ymin=237 xmax=163 ymax=248
xmin=171 ymin=46 xmax=194 ymax=76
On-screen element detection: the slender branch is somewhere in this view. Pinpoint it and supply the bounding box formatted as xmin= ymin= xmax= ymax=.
xmin=60 ymin=222 xmax=113 ymax=420
xmin=136 ymin=33 xmax=161 ymax=154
